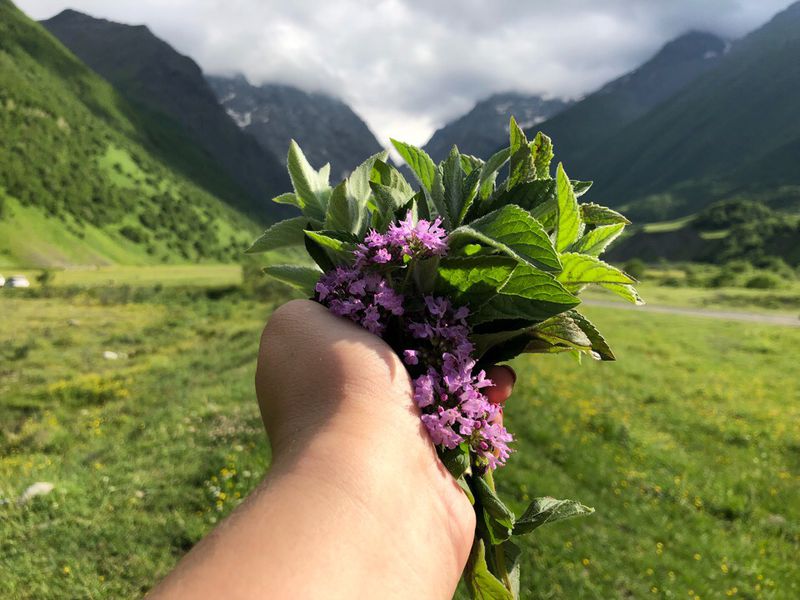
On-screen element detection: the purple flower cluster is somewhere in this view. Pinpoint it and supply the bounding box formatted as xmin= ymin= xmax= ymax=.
xmin=354 ymin=212 xmax=448 ymax=268
xmin=406 ymin=297 xmax=513 ymax=470
xmin=315 ymin=268 xmax=404 ymax=335
xmin=315 ymin=213 xmax=513 ymax=470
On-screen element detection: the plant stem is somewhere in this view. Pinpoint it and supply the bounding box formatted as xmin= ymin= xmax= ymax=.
xmin=483 ymin=470 xmax=514 ymax=595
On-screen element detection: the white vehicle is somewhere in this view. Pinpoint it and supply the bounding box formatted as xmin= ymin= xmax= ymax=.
xmin=4 ymin=275 xmax=31 ymax=288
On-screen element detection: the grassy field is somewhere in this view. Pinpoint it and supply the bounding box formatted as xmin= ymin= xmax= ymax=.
xmin=1 ymin=280 xmax=798 ymax=599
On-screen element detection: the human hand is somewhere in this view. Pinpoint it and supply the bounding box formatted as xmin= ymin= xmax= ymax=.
xmin=150 ymin=299 xmax=514 ymax=600
xmin=255 ymin=299 xmax=515 ymax=598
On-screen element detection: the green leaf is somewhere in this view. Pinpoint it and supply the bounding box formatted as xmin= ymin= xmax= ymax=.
xmin=429 ymin=165 xmax=451 ymax=228
xmin=348 ymin=151 xmax=388 ymax=206
xmin=262 ymin=265 xmax=321 ymax=296
xmin=372 ymin=159 xmax=413 ymax=192
xmin=499 ymin=540 xmax=522 ymax=600
xmin=390 ymin=139 xmax=436 ymax=193
xmin=531 ymin=132 xmax=554 ymax=179
xmin=287 ymin=140 xmax=330 ymax=220
xmin=440 ymin=443 xmax=470 ymax=480
xmin=557 ymin=253 xmax=634 ymax=289
xmin=303 ymin=230 xmax=357 ymax=254
xmin=412 ymin=255 xmax=441 ymax=294
xmin=450 ymin=205 xmax=561 ymax=272
xmin=459 ymin=166 xmax=482 ymax=225
xmin=571 ymin=180 xmax=593 ymax=197
xmin=478 ymin=147 xmax=511 ymax=201
xmin=569 ymin=223 xmax=626 ymax=256
xmin=478 ymin=311 xmax=610 ymax=363
xmin=483 ymin=179 xmax=556 ymax=220
xmin=473 ymin=264 xmax=579 ymax=329
xmin=507 ymin=118 xmax=536 ymax=188
xmin=272 ymin=192 xmax=304 ymax=211
xmin=531 ymin=313 xmax=592 ymax=350
xmin=555 ymin=163 xmax=582 ymax=251
xmin=508 ymin=116 xmax=527 ymax=153
xmin=325 ymin=180 xmax=360 ymax=234
xmin=474 ymin=476 xmax=515 ymax=530
xmin=600 ymin=283 xmax=645 ymax=305
xmin=457 ymin=476 xmax=475 ymax=505
xmin=466 ymin=540 xmax=514 ymax=600
xmin=580 ymin=202 xmax=631 ymax=225
xmin=304 ymin=229 xmax=335 ymax=272
xmin=443 ymin=146 xmax=465 ymax=227
xmin=370 ymin=160 xmax=414 ymax=226
xmin=568 ymin=310 xmax=615 ymax=360
xmin=370 ymin=182 xmax=409 ymax=213
xmin=460 ymin=153 xmax=484 ymax=175
xmin=246 ymin=216 xmax=311 ymax=254
xmin=434 ymin=256 xmax=517 ymax=307
xmin=513 ymin=497 xmax=595 ymax=536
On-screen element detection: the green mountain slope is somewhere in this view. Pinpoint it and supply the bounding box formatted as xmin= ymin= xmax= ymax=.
xmin=531 ymin=31 xmax=726 ymax=174
xmin=585 ymin=2 xmax=800 ymax=219
xmin=41 ymin=9 xmax=290 ymax=221
xmin=0 ymin=0 xmax=257 ymax=267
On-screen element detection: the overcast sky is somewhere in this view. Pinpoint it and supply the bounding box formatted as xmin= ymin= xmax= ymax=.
xmin=16 ymin=0 xmax=795 ymax=146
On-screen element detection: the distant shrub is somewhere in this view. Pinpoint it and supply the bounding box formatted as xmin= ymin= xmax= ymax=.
xmin=745 ymin=273 xmax=782 ymax=289
xmin=695 ymin=199 xmax=774 ymax=230
xmin=623 ymin=258 xmax=647 ymax=280
xmin=661 ymin=277 xmax=684 ymax=287
xmin=752 ymin=256 xmax=795 ymax=279
xmin=119 ymin=225 xmax=148 ymax=244
xmin=722 ymin=260 xmax=753 ymax=274
xmin=708 ymin=271 xmax=738 ymax=288
xmin=36 ymin=269 xmax=54 ymax=287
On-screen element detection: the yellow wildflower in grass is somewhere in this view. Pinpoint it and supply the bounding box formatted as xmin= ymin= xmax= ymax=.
xmin=62 ymin=566 xmax=71 ymax=575
xmin=656 ymin=542 xmax=664 ymax=555
xmin=693 ymin=553 xmax=702 ymax=561
xmin=721 ymin=562 xmax=729 ymax=574
xmin=582 ymin=558 xmax=590 ymax=566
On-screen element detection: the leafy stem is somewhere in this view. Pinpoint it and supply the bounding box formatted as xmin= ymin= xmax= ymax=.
xmin=483 ymin=470 xmax=513 ymax=593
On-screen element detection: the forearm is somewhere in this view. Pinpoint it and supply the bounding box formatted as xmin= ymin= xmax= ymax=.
xmin=149 ymin=429 xmax=468 ymax=600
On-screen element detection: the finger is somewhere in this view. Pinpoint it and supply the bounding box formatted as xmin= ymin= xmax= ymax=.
xmin=484 ymin=365 xmax=516 ymax=405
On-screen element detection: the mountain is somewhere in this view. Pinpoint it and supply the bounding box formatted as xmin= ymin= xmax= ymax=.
xmin=41 ymin=9 xmax=289 ymax=221
xmin=578 ymin=4 xmax=800 ymax=220
xmin=207 ymin=74 xmax=384 ymax=181
xmin=530 ymin=31 xmax=727 ymax=181
xmin=0 ymin=0 xmax=256 ymax=267
xmin=423 ymin=92 xmax=570 ymax=162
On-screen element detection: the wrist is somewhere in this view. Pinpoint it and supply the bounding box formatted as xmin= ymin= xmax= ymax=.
xmin=266 ymin=415 xmax=475 ymax=599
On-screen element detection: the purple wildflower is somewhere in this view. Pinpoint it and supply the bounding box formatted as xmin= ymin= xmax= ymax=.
xmin=315 ymin=266 xmax=404 ymax=335
xmin=387 ymin=212 xmax=449 ymax=257
xmin=316 ymin=214 xmax=513 ymax=470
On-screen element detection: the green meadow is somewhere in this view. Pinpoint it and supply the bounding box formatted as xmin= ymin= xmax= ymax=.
xmin=1 ymin=273 xmax=798 ymax=599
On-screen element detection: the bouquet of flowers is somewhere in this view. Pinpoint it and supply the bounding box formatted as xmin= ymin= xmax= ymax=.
xmin=248 ymin=117 xmax=641 ymax=599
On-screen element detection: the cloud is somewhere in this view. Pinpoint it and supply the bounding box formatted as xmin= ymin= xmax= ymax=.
xmin=17 ymin=0 xmax=796 ymax=146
